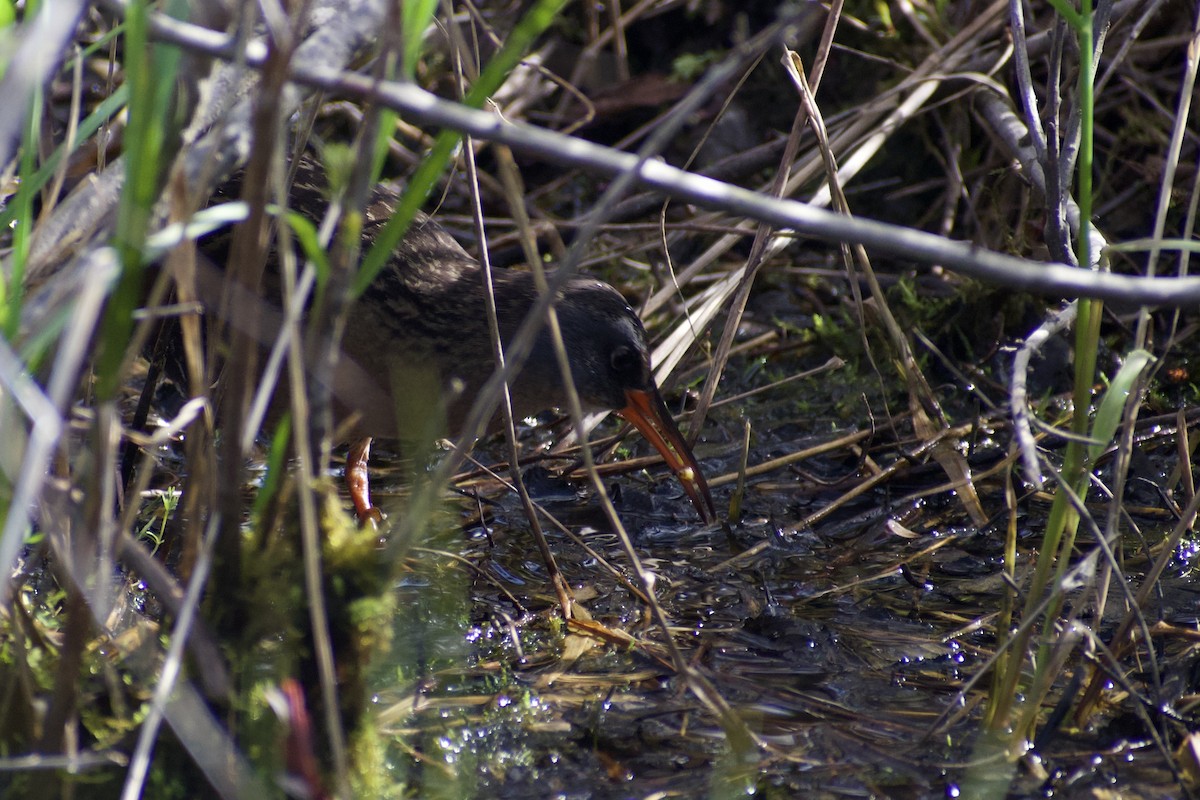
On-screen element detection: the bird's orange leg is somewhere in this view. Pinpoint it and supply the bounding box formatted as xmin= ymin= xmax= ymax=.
xmin=346 ymin=436 xmax=384 ymax=527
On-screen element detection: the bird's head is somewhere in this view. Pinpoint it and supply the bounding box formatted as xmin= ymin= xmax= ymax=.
xmin=531 ymin=279 xmax=716 ymax=523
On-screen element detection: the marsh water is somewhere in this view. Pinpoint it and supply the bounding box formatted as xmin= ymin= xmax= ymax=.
xmin=356 ymin=389 xmax=1197 ymax=799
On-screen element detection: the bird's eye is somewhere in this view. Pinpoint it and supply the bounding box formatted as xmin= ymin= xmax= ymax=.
xmin=610 ymin=345 xmax=639 ymax=375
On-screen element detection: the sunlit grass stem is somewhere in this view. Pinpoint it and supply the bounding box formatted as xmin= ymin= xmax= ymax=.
xmin=987 ymin=0 xmax=1100 ymax=737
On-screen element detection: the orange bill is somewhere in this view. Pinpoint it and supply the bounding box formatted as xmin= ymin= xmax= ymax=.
xmin=617 ymin=387 xmax=717 ymax=524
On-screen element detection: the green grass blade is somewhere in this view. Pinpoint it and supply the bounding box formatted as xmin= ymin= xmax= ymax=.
xmin=353 ymin=0 xmax=568 ymax=298
xmin=1089 ymin=349 xmax=1154 ymax=463
xmin=0 ymin=84 xmax=129 ymax=232
xmin=401 ymin=0 xmax=438 ymax=78
xmin=1 ymin=84 xmax=41 ymax=338
xmin=94 ymin=0 xmax=183 ymax=399
xmin=281 ymin=207 xmax=332 ymax=292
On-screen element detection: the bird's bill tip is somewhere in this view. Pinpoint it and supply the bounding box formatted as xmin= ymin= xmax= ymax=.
xmin=617 ymin=388 xmax=716 ymax=524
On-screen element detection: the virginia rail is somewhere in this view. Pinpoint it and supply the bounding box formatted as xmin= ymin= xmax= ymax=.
xmin=218 ymin=161 xmax=716 ymax=524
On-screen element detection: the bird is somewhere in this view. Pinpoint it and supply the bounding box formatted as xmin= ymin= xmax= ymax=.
xmin=206 ymin=158 xmax=716 ymax=526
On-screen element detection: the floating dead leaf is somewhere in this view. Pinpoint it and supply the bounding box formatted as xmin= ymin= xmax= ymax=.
xmin=560 ymin=632 xmax=601 ymax=666
xmin=567 ymin=618 xmax=637 ymax=648
xmin=885 ymin=519 xmax=921 ymax=538
xmin=571 ymin=585 xmax=600 ymax=603
xmin=535 ymin=633 xmax=601 ymax=689
xmin=537 ymin=670 xmax=662 ymax=688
